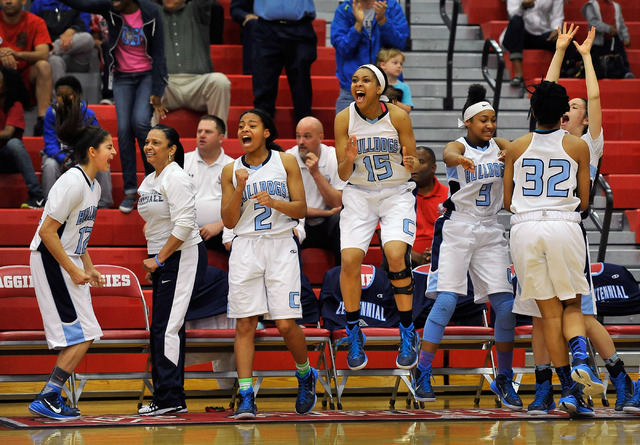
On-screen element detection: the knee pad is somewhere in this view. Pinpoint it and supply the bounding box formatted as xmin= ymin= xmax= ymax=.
xmin=490 ymin=292 xmax=516 ymax=343
xmin=383 ymin=245 xmax=413 ymax=294
xmin=422 ymin=292 xmax=459 ymax=344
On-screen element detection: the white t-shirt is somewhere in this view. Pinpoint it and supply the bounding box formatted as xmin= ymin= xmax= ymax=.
xmin=286 ymin=143 xmax=346 ymax=226
xmin=183 ymin=148 xmax=235 ymax=227
xmin=138 ymin=162 xmax=201 ymax=255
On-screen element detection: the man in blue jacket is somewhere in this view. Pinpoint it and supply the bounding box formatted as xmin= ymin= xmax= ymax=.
xmin=331 ymin=0 xmax=409 ymax=113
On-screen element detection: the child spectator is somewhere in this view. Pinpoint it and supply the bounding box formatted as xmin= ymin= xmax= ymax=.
xmin=377 ymin=47 xmax=413 ymax=113
xmin=41 ymin=75 xmax=113 ymax=208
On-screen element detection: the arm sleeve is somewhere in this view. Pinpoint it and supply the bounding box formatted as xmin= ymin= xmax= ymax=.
xmin=506 ymin=0 xmax=523 ymax=18
xmin=42 ymin=108 xmax=65 ymax=162
xmin=618 ymin=12 xmax=630 ymax=41
xmin=549 ymin=0 xmax=564 ymax=30
xmin=379 ymin=3 xmax=409 ymax=50
xmin=330 ymin=5 xmax=364 ymax=58
xmin=582 ymin=4 xmax=610 ymax=35
xmin=230 ymin=0 xmax=252 ymax=23
xmin=165 ymin=170 xmax=198 ymax=241
xmin=149 ymin=10 xmax=168 ymax=98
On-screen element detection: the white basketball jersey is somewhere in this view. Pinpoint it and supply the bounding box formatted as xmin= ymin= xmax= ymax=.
xmin=583 ymin=129 xmax=604 ymax=183
xmin=510 ymin=129 xmax=581 ymax=214
xmin=30 ymin=166 xmax=101 ymax=255
xmin=347 ymin=102 xmax=410 ymax=188
xmin=232 ymin=151 xmax=297 ymax=237
xmin=445 ymin=137 xmax=504 ymax=217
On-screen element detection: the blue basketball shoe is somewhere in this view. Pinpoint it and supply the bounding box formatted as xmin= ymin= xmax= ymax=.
xmin=337 ymin=324 xmax=367 ymax=370
xmin=28 ymin=392 xmax=81 ymax=420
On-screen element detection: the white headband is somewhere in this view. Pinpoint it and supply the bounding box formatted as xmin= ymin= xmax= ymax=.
xmin=359 ymin=64 xmax=387 ymax=94
xmin=457 ymin=101 xmax=495 ymax=128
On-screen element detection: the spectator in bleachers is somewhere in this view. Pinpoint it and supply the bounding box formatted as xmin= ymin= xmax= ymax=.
xmin=137 ymin=124 xmax=207 ymax=416
xmin=41 ymin=75 xmax=113 ymax=208
xmin=377 ymin=47 xmax=412 ymax=114
xmin=581 ymin=0 xmax=634 ymax=78
xmin=286 ymin=116 xmax=345 ymax=264
xmin=30 ymin=1 xmax=95 ymax=86
xmin=155 ymin=0 xmax=231 ymax=128
xmin=220 ymin=109 xmax=316 ymax=420
xmin=515 ymin=24 xmax=636 ymax=415
xmin=412 ymin=84 xmax=522 ymax=411
xmin=502 ymin=0 xmax=564 ymax=86
xmin=0 ymin=0 xmax=53 ymax=136
xmin=27 ymin=124 xmax=116 ymax=421
xmin=331 ymin=0 xmax=409 ymax=114
xmin=61 ymin=0 xmax=168 ymax=215
xmin=89 ymin=13 xmax=114 ymax=104
xmin=250 ymin=0 xmax=317 ymax=124
xmin=334 ymin=64 xmax=419 ymax=373
xmin=0 ymin=65 xmax=46 ymax=208
xmin=230 ymin=0 xmax=257 ymax=75
xmin=410 ymin=146 xmax=447 ymax=267
xmin=184 ymin=114 xmax=235 ymax=252
xmin=504 ymin=80 xmax=601 ymax=417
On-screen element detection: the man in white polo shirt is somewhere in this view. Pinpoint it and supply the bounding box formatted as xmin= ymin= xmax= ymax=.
xmin=184 ymin=114 xmax=235 ymax=252
xmin=287 ymin=116 xmax=346 ymax=263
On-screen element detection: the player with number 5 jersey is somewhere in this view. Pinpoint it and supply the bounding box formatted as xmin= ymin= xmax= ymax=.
xmin=221 ymin=108 xmax=318 ymax=420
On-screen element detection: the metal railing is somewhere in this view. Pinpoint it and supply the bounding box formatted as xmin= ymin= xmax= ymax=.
xmin=590 ymin=173 xmax=614 ymax=262
xmin=481 ymin=39 xmax=505 ymax=117
xmin=440 ymin=0 xmax=461 ymax=110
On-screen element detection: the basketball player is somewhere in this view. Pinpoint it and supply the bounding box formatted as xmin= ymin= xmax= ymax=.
xmin=137 ymin=125 xmax=207 ymax=416
xmin=504 ymin=80 xmax=601 ymax=417
xmin=411 ymin=84 xmax=522 ymax=410
xmin=514 ymin=24 xmax=634 ymax=414
xmin=220 ymin=109 xmax=317 ymax=420
xmin=28 ymin=125 xmax=116 ymax=420
xmin=334 ymin=64 xmax=419 ymax=372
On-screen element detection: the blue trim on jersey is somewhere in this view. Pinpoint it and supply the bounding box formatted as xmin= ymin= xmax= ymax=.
xmin=446 ymin=165 xmax=459 ymax=179
xmin=589 ymin=164 xmax=597 ymax=180
xmin=463 ymin=137 xmax=490 ymax=151
xmin=354 ymin=101 xmax=389 ymax=124
xmin=241 ymin=149 xmax=272 ymax=169
xmin=533 ymin=128 xmax=563 ymax=135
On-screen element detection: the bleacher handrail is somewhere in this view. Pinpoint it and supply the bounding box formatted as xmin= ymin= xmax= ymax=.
xmin=481 ymin=38 xmax=505 ymax=118
xmin=589 ymin=174 xmax=614 ymax=263
xmin=440 ymin=0 xmax=461 ymax=110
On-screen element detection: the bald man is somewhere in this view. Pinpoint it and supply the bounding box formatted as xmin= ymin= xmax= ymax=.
xmin=287 ymin=116 xmax=346 ymax=264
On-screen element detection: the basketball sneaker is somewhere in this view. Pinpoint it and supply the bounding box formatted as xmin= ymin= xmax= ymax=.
xmin=490 ymin=370 xmax=523 ymax=410
xmin=623 ymin=380 xmax=640 ymax=413
xmin=138 ymin=401 xmax=187 ymax=416
xmin=610 ymin=372 xmax=634 ymax=412
xmin=571 ymin=359 xmax=604 ymax=396
xmin=558 ymin=383 xmax=594 ymax=417
xmin=28 ymin=392 xmax=81 ymax=420
xmin=527 ymin=380 xmax=556 ymax=415
xmin=337 ymin=324 xmax=367 ymax=370
xmin=295 ymin=367 xmax=318 ymax=415
xmin=235 ymin=388 xmax=257 ymax=420
xmin=397 ymin=323 xmax=420 ymax=369
xmin=412 ymin=363 xmax=436 ymax=402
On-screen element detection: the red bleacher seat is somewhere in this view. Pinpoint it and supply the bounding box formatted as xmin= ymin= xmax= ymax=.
xmin=210 ymin=45 xmax=335 ymax=76
xmin=624 ymin=209 xmax=640 ymax=243
xmin=460 ymin=0 xmax=507 ymax=25
xmin=604 ymin=174 xmax=640 ymax=209
xmin=601 ymin=141 xmax=640 ymax=174
xmin=601 ymin=109 xmax=640 ymax=140
xmin=553 ymin=79 xmax=640 ymax=110
xmin=301 ymin=248 xmax=335 ymax=286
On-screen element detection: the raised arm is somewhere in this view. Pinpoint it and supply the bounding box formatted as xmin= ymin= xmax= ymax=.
xmin=545 ymin=23 xmax=578 ymax=82
xmin=574 ymin=27 xmax=602 ymax=140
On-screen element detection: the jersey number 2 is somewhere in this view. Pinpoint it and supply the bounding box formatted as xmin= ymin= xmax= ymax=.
xmin=254 ymin=203 xmax=272 ymax=231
